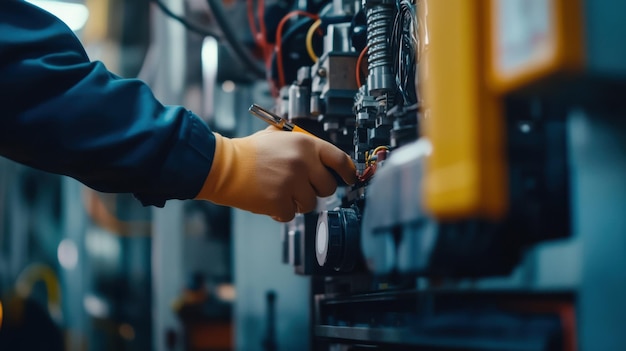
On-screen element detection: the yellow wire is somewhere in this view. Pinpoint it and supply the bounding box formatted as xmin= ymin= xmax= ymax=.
xmin=15 ymin=263 xmax=61 ymax=319
xmin=372 ymin=146 xmax=390 ymax=156
xmin=306 ymin=19 xmax=322 ymax=62
xmin=367 ymin=146 xmax=390 ymax=165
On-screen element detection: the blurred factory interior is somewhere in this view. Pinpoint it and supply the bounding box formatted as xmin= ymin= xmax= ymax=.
xmin=1 ymin=0 xmax=626 ymax=350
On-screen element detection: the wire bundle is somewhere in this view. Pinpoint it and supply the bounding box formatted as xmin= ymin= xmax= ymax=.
xmin=247 ymin=0 xmax=321 ymax=93
xmin=358 ymin=146 xmax=390 ymax=182
xmin=275 ymin=11 xmax=319 ymax=87
xmin=247 ymin=0 xmax=269 ymax=59
xmin=390 ymin=0 xmax=418 ymax=105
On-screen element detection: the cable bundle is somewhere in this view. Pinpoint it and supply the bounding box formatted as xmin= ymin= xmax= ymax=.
xmin=390 ymin=0 xmax=418 ymax=105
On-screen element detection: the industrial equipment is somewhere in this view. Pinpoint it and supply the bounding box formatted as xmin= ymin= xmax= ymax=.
xmin=239 ymin=0 xmax=626 ymax=350
xmin=1 ymin=1 xmax=624 ymax=350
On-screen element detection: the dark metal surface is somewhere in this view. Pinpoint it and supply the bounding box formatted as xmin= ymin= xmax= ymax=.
xmin=316 ymin=326 xmax=553 ymax=351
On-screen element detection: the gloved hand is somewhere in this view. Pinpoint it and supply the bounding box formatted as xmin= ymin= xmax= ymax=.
xmin=195 ymin=128 xmax=357 ymax=222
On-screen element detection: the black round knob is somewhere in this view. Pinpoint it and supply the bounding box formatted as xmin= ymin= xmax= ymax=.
xmin=315 ymin=208 xmax=360 ymax=272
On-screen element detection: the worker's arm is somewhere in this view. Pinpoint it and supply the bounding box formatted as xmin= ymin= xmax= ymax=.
xmin=0 ymin=0 xmax=356 ymax=220
xmin=0 ymin=0 xmax=215 ymax=207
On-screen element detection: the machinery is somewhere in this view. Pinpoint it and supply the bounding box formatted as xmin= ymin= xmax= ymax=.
xmin=1 ymin=1 xmax=625 ymax=351
xmin=275 ymin=0 xmax=421 ymax=277
xmin=242 ymin=0 xmax=626 ymax=350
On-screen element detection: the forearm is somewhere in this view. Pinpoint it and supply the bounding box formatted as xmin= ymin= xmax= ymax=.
xmin=0 ymin=0 xmax=215 ymax=206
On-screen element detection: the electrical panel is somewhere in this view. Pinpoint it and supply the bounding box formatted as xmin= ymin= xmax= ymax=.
xmin=239 ymin=0 xmax=626 ymax=349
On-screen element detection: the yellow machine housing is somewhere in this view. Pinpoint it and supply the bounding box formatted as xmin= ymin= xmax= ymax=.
xmin=420 ymin=0 xmax=583 ymax=220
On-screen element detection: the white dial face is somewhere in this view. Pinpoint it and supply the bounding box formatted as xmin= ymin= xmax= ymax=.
xmin=317 ymin=221 xmax=328 ymax=256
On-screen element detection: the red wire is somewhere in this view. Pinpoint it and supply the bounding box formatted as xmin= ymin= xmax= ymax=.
xmin=248 ymin=0 xmax=273 ymax=63
xmin=247 ymin=0 xmax=277 ymax=94
xmin=258 ymin=0 xmax=267 ymax=55
xmin=275 ymin=11 xmax=318 ymax=88
xmin=358 ymin=164 xmax=377 ymax=182
xmin=355 ymin=45 xmax=368 ymax=88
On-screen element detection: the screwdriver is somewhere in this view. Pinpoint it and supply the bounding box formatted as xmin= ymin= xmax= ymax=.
xmin=248 ymin=104 xmax=353 ymax=186
xmin=248 ymin=104 xmax=314 ymax=136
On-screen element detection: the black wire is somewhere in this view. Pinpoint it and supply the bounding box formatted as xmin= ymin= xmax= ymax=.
xmin=390 ymin=0 xmax=418 ymax=105
xmin=151 ymin=0 xmax=221 ymax=39
xmin=205 ymin=0 xmax=266 ymax=79
xmin=152 ymin=0 xmax=265 ymax=79
xmin=402 ymin=0 xmax=418 ymax=103
xmin=268 ymin=17 xmax=317 ymax=84
xmin=390 ymin=0 xmax=405 ymax=101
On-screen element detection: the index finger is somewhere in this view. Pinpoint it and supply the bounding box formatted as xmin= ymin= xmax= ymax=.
xmin=318 ymin=142 xmax=357 ymax=185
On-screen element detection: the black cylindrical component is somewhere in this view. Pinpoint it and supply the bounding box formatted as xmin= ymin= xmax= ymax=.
xmin=315 ymin=208 xmax=361 ymax=272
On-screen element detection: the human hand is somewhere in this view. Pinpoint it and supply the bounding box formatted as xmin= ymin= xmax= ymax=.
xmin=195 ymin=128 xmax=356 ymax=222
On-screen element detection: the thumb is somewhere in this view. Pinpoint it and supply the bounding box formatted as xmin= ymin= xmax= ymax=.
xmin=318 ymin=141 xmax=357 ymax=185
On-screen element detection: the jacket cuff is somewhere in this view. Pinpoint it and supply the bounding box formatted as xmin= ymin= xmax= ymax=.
xmin=134 ymin=110 xmax=216 ymax=207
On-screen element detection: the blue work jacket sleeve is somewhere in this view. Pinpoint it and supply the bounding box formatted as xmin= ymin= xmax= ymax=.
xmin=0 ymin=0 xmax=216 ymax=207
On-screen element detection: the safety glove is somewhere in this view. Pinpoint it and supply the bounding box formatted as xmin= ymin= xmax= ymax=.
xmin=195 ymin=128 xmax=357 ymax=222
